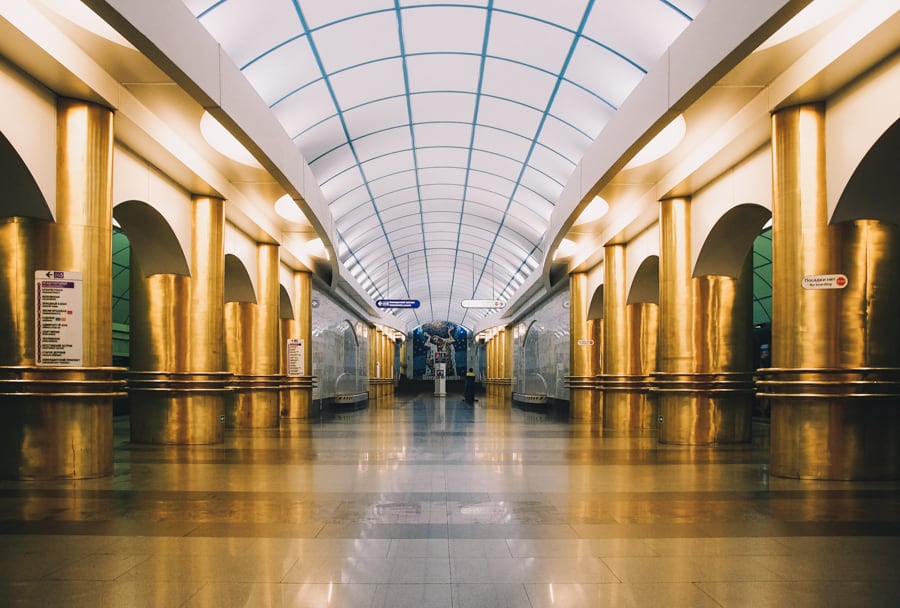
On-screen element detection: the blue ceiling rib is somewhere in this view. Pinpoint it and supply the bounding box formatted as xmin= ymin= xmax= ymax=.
xmin=469 ymin=0 xmax=596 ymax=305
xmin=445 ymin=0 xmax=491 ymax=321
xmin=284 ymin=50 xmax=622 ymax=141
xmin=314 ymin=116 xmax=581 ymax=184
xmin=326 ymin=162 xmax=559 ymax=213
xmin=289 ymin=0 xmax=418 ymax=319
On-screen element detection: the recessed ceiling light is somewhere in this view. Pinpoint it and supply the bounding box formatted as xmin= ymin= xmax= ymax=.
xmin=625 ymin=115 xmax=686 ymax=169
xmin=199 ymin=111 xmax=261 ymax=168
xmin=573 ymin=196 xmax=609 ymax=226
xmin=553 ymin=238 xmax=578 ymax=261
xmin=274 ymin=194 xmax=307 ymax=224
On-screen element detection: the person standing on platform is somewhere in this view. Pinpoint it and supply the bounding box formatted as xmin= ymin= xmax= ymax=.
xmin=465 ymin=367 xmax=476 ymax=403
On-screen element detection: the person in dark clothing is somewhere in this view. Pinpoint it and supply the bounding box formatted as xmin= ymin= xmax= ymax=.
xmin=464 ymin=367 xmax=476 ymax=403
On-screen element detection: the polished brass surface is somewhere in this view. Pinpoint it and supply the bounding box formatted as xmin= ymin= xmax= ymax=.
xmin=127 ymin=196 xmax=227 ymax=444
xmin=0 ymin=366 xmax=123 ymax=479
xmin=279 ymin=271 xmax=313 ymax=419
xmin=46 ymin=98 xmax=114 ymax=366
xmin=838 ymin=220 xmax=900 ymax=367
xmin=771 ymin=104 xmax=837 ymax=370
xmin=255 ymin=244 xmax=280 ymax=375
xmin=0 ymin=100 xmax=117 ymax=479
xmin=761 ymin=368 xmax=900 ymax=479
xmin=569 ymin=272 xmax=593 ymax=420
xmin=225 ymin=301 xmax=280 ymax=428
xmin=190 ymin=196 xmax=226 ymax=372
xmin=128 ymin=371 xmax=228 ymax=444
xmin=767 ymin=106 xmax=900 ymax=478
xmin=129 ymin=269 xmax=191 ymax=372
xmin=601 ymin=300 xmax=656 ymax=431
xmin=0 ymin=218 xmax=39 ymax=365
xmin=227 ymin=378 xmax=281 ymax=429
xmin=658 ymin=198 xmax=693 ymax=374
xmin=603 ymin=245 xmax=628 ymax=376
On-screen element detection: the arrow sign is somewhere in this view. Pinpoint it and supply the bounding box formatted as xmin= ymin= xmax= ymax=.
xmin=376 ymin=299 xmax=420 ymax=309
xmin=461 ymin=299 xmax=506 ymax=309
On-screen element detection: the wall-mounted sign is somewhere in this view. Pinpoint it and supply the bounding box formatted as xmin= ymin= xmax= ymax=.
xmin=576 ymin=339 xmax=594 ymax=346
xmin=35 ymin=270 xmax=83 ymax=366
xmin=461 ymin=299 xmax=506 ymax=309
xmin=376 ymin=299 xmax=420 ymax=309
xmin=286 ymin=338 xmax=304 ymax=377
xmin=802 ymin=274 xmax=848 ymax=290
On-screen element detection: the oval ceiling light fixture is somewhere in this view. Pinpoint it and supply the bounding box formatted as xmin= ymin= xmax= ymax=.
xmin=305 ymin=237 xmax=330 ymax=261
xmin=573 ymin=196 xmax=609 ymax=226
xmin=39 ymin=0 xmax=134 ymax=47
xmin=199 ymin=111 xmax=262 ymax=168
xmin=274 ymin=193 xmax=308 ymax=224
xmin=757 ymin=0 xmax=853 ymax=51
xmin=553 ymin=238 xmax=578 ymax=261
xmin=624 ymin=115 xmax=686 ymax=169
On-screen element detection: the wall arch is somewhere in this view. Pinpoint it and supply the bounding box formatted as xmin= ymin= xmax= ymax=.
xmin=627 ymin=256 xmax=659 ymax=304
xmin=279 ymin=284 xmax=293 ymax=320
xmin=113 ymin=200 xmax=190 ymax=276
xmin=587 ymin=284 xmax=604 ymax=320
xmin=832 ymin=116 xmax=900 ymax=224
xmin=224 ymin=254 xmax=256 ymax=303
xmin=0 ymin=131 xmax=52 ymax=221
xmin=694 ymin=203 xmax=771 ymax=278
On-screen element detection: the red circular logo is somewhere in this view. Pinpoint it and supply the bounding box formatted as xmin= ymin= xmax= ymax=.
xmin=836 ymin=276 xmax=847 ymax=287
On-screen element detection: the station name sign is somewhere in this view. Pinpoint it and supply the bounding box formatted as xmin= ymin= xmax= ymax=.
xmin=376 ymin=299 xmax=420 ymax=309
xmin=461 ymin=299 xmax=506 ymax=309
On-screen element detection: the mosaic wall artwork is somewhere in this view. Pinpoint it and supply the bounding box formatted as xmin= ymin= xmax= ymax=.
xmin=412 ymin=321 xmax=469 ymax=380
xmin=311 ymin=288 xmax=369 ymax=400
xmin=512 ymin=287 xmax=571 ymax=401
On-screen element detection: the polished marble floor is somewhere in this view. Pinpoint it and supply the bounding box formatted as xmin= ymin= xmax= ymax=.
xmin=1 ymin=390 xmax=899 ymax=607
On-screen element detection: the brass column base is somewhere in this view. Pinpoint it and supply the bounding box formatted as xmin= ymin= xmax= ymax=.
xmin=280 ymin=376 xmax=316 ymax=419
xmin=128 ymin=372 xmax=229 ymax=444
xmin=484 ymin=378 xmax=513 ymax=407
xmin=566 ymin=375 xmax=598 ymax=421
xmin=226 ymin=375 xmax=282 ymax=428
xmin=654 ymin=373 xmax=754 ymax=445
xmin=600 ymin=375 xmax=656 ymax=430
xmin=759 ymin=368 xmax=900 ymax=480
xmin=0 ymin=366 xmax=125 ymax=479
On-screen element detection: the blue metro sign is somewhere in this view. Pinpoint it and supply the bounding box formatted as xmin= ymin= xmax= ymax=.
xmin=376 ymin=299 xmax=421 ymax=309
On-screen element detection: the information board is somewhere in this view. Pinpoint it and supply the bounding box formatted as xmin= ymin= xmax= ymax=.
xmin=287 ymin=338 xmax=304 ymax=377
xmin=35 ymin=270 xmax=83 ymax=366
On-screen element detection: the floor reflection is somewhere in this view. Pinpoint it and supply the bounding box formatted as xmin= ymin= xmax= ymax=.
xmin=0 ymin=389 xmax=898 ymax=607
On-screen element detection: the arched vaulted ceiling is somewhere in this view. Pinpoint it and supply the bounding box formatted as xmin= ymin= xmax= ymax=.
xmin=181 ymin=0 xmax=708 ymax=329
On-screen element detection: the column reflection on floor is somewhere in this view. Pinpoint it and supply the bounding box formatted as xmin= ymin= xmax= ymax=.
xmin=1 ymin=390 xmax=899 ymax=608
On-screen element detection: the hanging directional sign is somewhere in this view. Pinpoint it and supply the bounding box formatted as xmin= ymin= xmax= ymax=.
xmin=376 ymin=299 xmax=420 ymax=309
xmin=461 ymin=299 xmax=506 ymax=309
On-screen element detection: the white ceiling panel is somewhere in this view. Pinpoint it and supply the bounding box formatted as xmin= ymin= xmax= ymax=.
xmin=187 ymin=0 xmax=709 ymax=329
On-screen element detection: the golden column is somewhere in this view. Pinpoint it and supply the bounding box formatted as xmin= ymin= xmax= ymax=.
xmin=371 ymin=327 xmax=383 ymax=400
xmin=626 ymin=300 xmax=658 ymax=429
xmin=498 ymin=326 xmax=513 ymax=403
xmin=760 ymin=104 xmax=900 ymax=479
xmin=690 ymin=256 xmax=755 ymax=443
xmin=599 ymin=245 xmax=633 ymax=428
xmin=226 ymin=243 xmax=281 ymax=428
xmin=655 ymin=197 xmax=697 ymax=443
xmin=0 ymin=99 xmax=124 ymax=479
xmin=567 ymin=271 xmax=595 ymax=420
xmin=129 ymin=195 xmax=229 ymax=444
xmin=367 ymin=325 xmax=377 ymax=402
xmin=280 ymin=270 xmax=314 ymax=419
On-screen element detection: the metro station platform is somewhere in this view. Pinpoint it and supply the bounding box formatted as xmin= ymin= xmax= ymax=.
xmin=1 ymin=392 xmax=899 ymax=607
